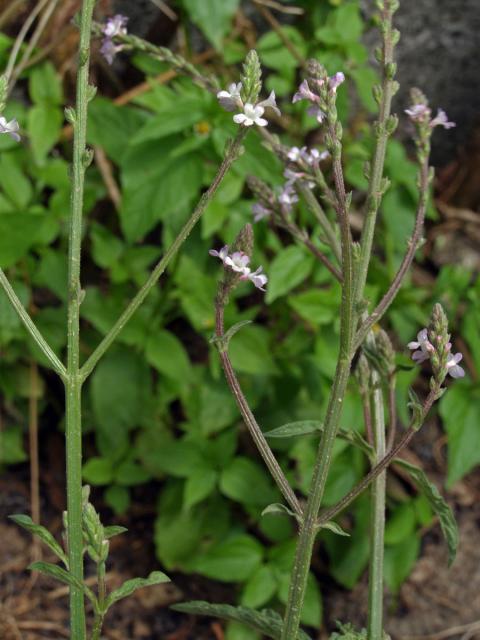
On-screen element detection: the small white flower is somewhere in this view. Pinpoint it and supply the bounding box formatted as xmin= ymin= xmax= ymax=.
xmin=233 ymin=103 xmax=268 ymax=127
xmin=257 ymin=90 xmax=281 ymax=117
xmin=217 ymin=82 xmax=243 ymax=112
xmin=224 ymin=251 xmax=251 ymax=273
xmin=287 ymin=146 xmax=303 ymax=162
xmin=248 ymin=266 xmax=268 ymax=291
xmin=446 ymin=352 xmax=465 ymax=379
xmin=408 ymin=328 xmax=434 ymax=363
xmin=405 ymin=104 xmax=431 ymax=122
xmin=0 ymin=116 xmax=20 ymax=141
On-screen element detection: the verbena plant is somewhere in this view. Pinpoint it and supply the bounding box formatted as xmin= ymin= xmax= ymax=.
xmin=1 ymin=1 xmax=462 ymax=638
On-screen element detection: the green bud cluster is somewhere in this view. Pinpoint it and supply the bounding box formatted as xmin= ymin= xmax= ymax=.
xmin=428 ymin=303 xmax=451 ymax=385
xmin=241 ymin=50 xmax=262 ymax=105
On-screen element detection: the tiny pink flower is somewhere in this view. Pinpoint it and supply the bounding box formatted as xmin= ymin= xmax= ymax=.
xmin=292 ymin=79 xmax=319 ymax=104
xmin=252 ymin=203 xmax=272 ymax=222
xmin=446 ymin=352 xmax=465 ymax=379
xmin=209 ymin=245 xmax=230 ymax=262
xmin=248 ymin=266 xmax=268 ymax=291
xmin=307 ymin=104 xmax=326 ymax=124
xmin=329 ymin=72 xmax=345 ymax=93
xmin=102 ymin=14 xmax=128 ymax=38
xmin=224 ymin=251 xmax=250 ymax=273
xmin=257 ymin=90 xmax=281 ymax=117
xmin=405 ymin=104 xmax=431 ymax=122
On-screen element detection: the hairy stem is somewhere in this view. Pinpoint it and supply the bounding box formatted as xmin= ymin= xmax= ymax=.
xmin=80 ymin=130 xmax=247 ymax=381
xmin=367 ymin=358 xmax=386 ymax=640
xmin=65 ymin=1 xmax=96 ymax=637
xmin=91 ymin=560 xmax=106 ymax=640
xmin=355 ymin=0 xmax=397 ymax=306
xmin=215 ymin=303 xmax=302 ymax=518
xmin=281 ymin=122 xmax=354 ymax=640
xmin=354 ymin=159 xmax=430 ymax=351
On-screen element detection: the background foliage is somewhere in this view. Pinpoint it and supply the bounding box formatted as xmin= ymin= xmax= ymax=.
xmin=1 ymin=1 xmax=478 ymax=637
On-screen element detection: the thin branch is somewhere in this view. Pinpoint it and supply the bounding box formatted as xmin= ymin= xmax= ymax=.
xmin=94 ymin=146 xmax=122 ymax=210
xmin=80 ymin=130 xmax=247 ymax=382
xmin=252 ymin=0 xmax=304 ymax=15
xmin=28 ymin=361 xmax=41 ymax=565
xmin=148 ymin=0 xmax=177 ymax=21
xmin=354 ymin=159 xmax=430 ymax=351
xmin=0 ymin=269 xmax=66 ymax=379
xmin=386 ymin=375 xmax=397 ymax=451
xmin=215 ymin=303 xmax=303 ymax=518
xmin=317 ymin=388 xmax=438 ymax=526
xmin=0 ymin=0 xmax=29 ymax=30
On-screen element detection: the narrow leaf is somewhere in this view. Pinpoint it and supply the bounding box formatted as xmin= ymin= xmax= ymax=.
xmin=261 ymin=503 xmax=300 ymax=522
xmin=29 ymin=561 xmax=83 ymax=591
xmin=394 ymin=458 xmax=459 ymax=565
xmin=318 ymin=521 xmax=350 ymax=537
xmin=9 ymin=515 xmax=68 ymax=566
xmin=105 ymin=571 xmax=170 ymax=609
xmin=104 ymin=525 xmax=128 ymax=539
xmin=171 ymin=601 xmax=311 ymax=640
xmin=264 ymin=420 xmax=323 ymax=439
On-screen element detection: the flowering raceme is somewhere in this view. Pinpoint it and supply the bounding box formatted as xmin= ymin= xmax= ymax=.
xmin=408 ymin=328 xmax=465 ymax=378
xmin=209 ymin=246 xmax=268 ymax=291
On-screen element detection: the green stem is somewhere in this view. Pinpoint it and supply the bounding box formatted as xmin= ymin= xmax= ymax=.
xmin=355 ymin=0 xmax=397 ymax=306
xmin=367 ymin=358 xmax=386 ymax=640
xmin=80 ymin=130 xmax=247 ymax=382
xmin=91 ymin=561 xmax=106 ymax=640
xmin=280 ymin=125 xmax=354 ymax=640
xmin=0 ymin=269 xmax=66 ymax=379
xmin=65 ymin=1 xmax=96 ymax=638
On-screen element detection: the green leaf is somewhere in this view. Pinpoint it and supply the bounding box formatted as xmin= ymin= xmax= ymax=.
xmin=241 ymin=565 xmax=277 ymax=609
xmin=191 ymin=534 xmax=263 ymax=582
xmin=277 ymin=571 xmax=322 ymax=628
xmin=82 ymin=457 xmax=114 ymax=486
xmin=0 ymin=212 xmax=55 ymax=268
xmin=266 ymin=247 xmax=313 ymax=304
xmin=29 ymin=62 xmax=63 ymax=105
xmin=131 ymin=99 xmax=207 ymax=144
xmin=29 ymin=561 xmax=95 ymax=604
xmin=256 ymin=27 xmax=306 ymax=71
xmin=9 ymin=515 xmax=68 ymax=566
xmin=0 ymin=154 xmax=33 ymax=209
xmin=105 ymin=571 xmax=170 ymax=610
xmin=172 ymin=601 xmax=311 ymax=640
xmin=104 ymin=485 xmax=130 ymax=515
xmin=394 ymin=458 xmax=459 ymax=565
xmin=261 ymin=503 xmax=298 ymax=521
xmin=439 ymin=383 xmax=480 ymax=487
xmin=90 ymin=349 xmax=152 ymax=436
xmin=182 ymin=0 xmax=240 ymax=49
xmin=145 ymin=329 xmax=192 ymax=384
xmin=28 ymin=104 xmax=62 ymax=164
xmin=220 ymin=457 xmax=278 ymax=507
xmin=0 ymin=426 xmax=27 ymax=463
xmin=184 ymin=467 xmax=217 ymax=509
xmin=265 ymin=420 xmax=323 ymax=439
xmin=104 ymin=525 xmax=128 ymax=539
xmin=383 ymin=534 xmax=421 ymax=594
xmin=288 ymin=288 xmax=339 ymax=326
xmin=319 ymin=521 xmax=350 ymax=537
xmin=114 ymin=459 xmax=151 ymax=486
xmin=228 ymin=325 xmax=277 ymax=375
xmin=384 ymin=502 xmax=416 ymax=545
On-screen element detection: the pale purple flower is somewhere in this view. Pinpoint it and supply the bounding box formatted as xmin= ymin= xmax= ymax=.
xmin=430 ymin=109 xmax=456 ymax=130
xmin=248 ymin=266 xmax=268 ymax=291
xmin=408 ymin=328 xmax=434 ymax=363
xmin=0 ymin=116 xmax=20 ymax=141
xmin=100 ymin=14 xmax=128 ymax=64
xmin=102 ymin=14 xmax=128 ymax=38
xmin=209 ymin=245 xmax=230 ymax=263
xmin=405 ymin=104 xmax=430 ymax=122
xmin=257 ymin=90 xmax=281 ymax=117
xmin=233 ymin=103 xmax=268 ymax=127
xmin=217 ymin=82 xmax=243 ymax=112
xmin=287 ymin=146 xmax=303 ymax=162
xmin=252 ymin=203 xmax=272 ymax=222
xmin=278 ymin=182 xmax=299 ymax=211
xmin=224 ymin=251 xmax=250 ymax=273
xmin=307 ymin=105 xmax=326 ymax=124
xmin=329 ymin=72 xmax=345 ymax=93
xmin=292 ymin=79 xmax=319 ymax=104
xmin=446 ymin=352 xmax=465 ymax=379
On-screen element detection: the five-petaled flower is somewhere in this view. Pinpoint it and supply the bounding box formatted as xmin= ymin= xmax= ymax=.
xmin=209 ymin=246 xmax=268 ymax=291
xmin=101 ymin=14 xmax=128 ymax=64
xmin=217 ymin=83 xmax=280 ymax=128
xmin=0 ymin=116 xmax=20 ymax=141
xmin=408 ymin=328 xmax=434 ymax=363
xmin=445 ymin=352 xmax=465 ymax=379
